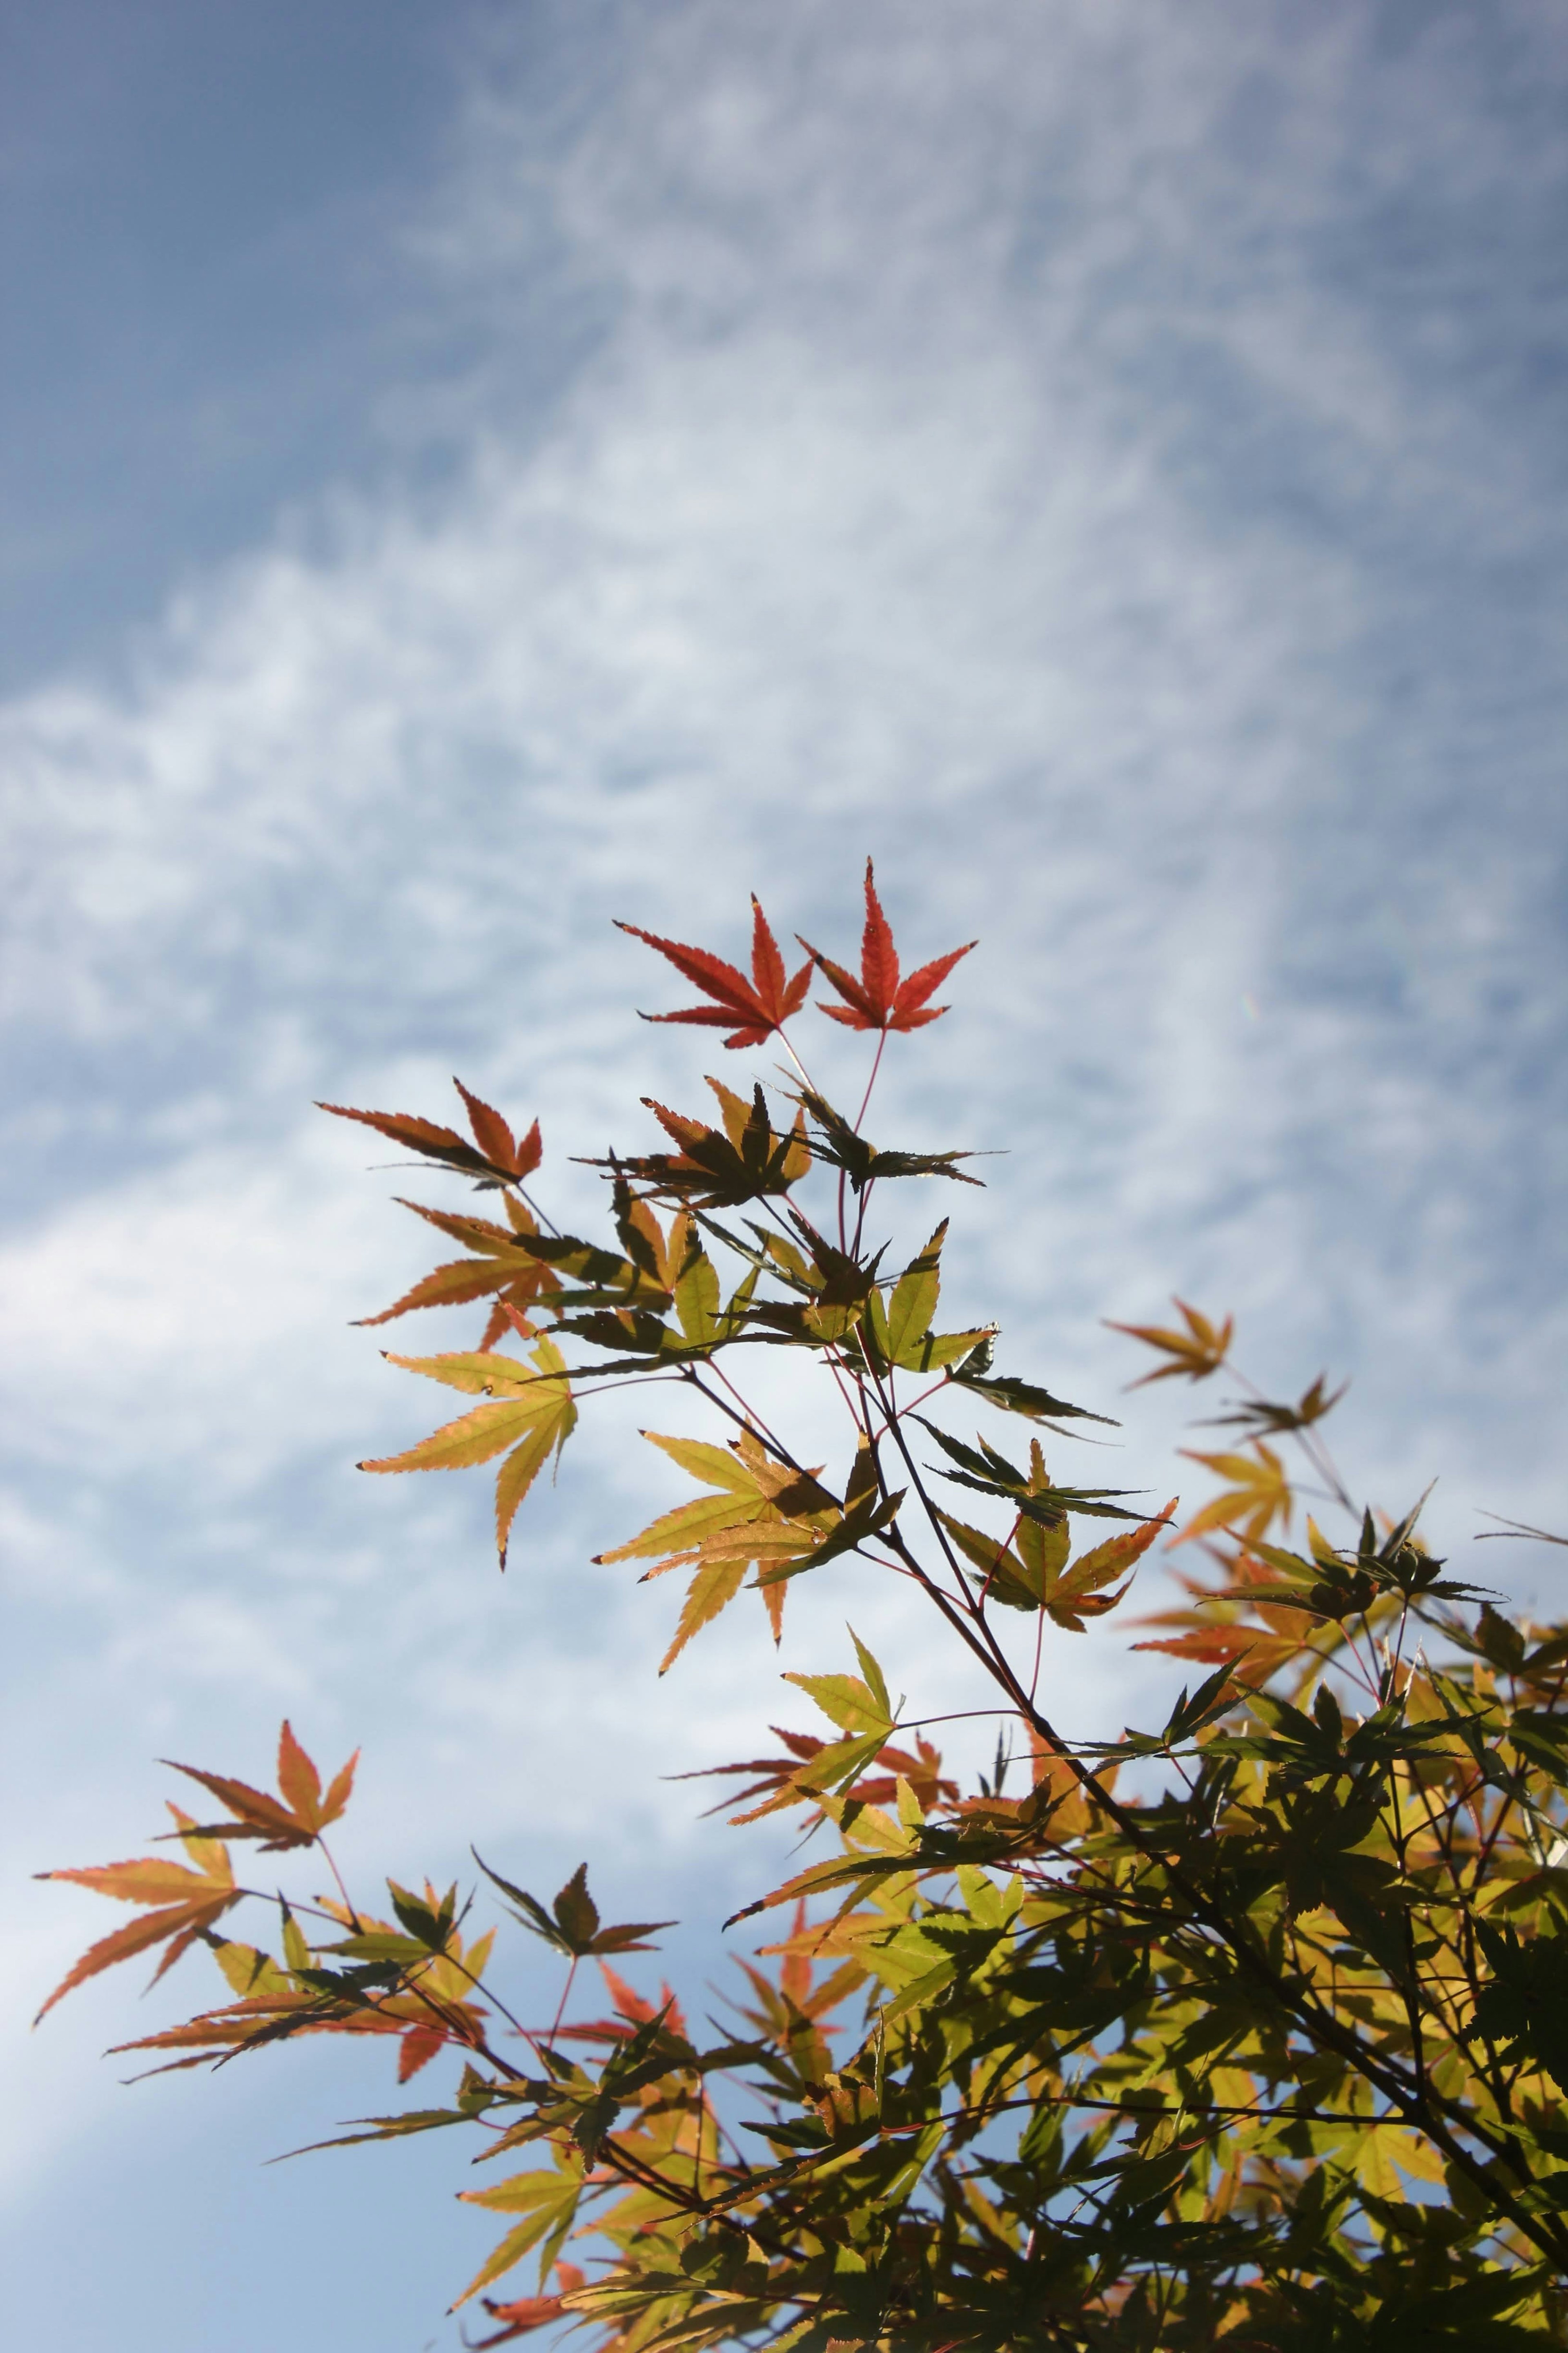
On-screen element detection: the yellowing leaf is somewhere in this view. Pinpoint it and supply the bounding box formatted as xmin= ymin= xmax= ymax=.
xmin=598 ymin=1488 xmax=773 ymax=1567
xmin=43 ymin=1856 xmax=224 ymax=1907
xmin=1045 ymin=1499 xmax=1176 ymax=1627
xmin=379 ymin=1349 xmax=551 ymax=1397
xmin=849 ymin=1628 xmax=891 ymax=1720
xmin=360 ymin=1398 xmax=551 ymax=1475
xmin=672 ymin=1246 xmax=721 ymax=1343
xmin=360 ymin=1256 xmax=541 ymax=1325
xmin=597 ymin=1427 xmax=842 ymax=1661
xmin=783 ymin=1673 xmax=894 ymax=1740
xmin=211 ymin=1940 xmax=294 ymax=1999
xmin=1107 ymin=1297 xmax=1233 ymax=1386
xmin=33 ymin=1883 xmax=239 ymax=2023
xmin=1354 ymin=2122 xmax=1445 ymax=2200
xmin=366 ymin=1339 xmax=575 ymax=1566
xmin=457 ymin=2162 xmax=585 ymax=2306
xmin=491 ymin=1427 xmax=559 ymax=1563
xmin=659 ymin=1557 xmax=747 ymax=1674
xmin=640 ymin=1429 xmax=764 ymax=1496
xmin=1175 ymin=1446 xmax=1290 ymax=1546
xmin=884 ymin=1222 xmax=945 ymax=1362
xmin=1056 ymin=1508 xmax=1172 ymax=1593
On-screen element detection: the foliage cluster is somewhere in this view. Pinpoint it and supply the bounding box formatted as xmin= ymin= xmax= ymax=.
xmin=42 ymin=868 xmax=1568 ymax=2349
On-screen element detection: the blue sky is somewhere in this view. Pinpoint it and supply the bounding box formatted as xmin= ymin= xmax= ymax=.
xmin=3 ymin=5 xmax=1567 ymax=2346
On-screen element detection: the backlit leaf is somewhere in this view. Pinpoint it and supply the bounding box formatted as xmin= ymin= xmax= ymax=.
xmin=1176 ymin=1445 xmax=1291 ymax=1546
xmin=457 ymin=2161 xmax=585 ymax=2306
xmin=321 ymin=1082 xmax=541 ymax=1188
xmin=1106 ymin=1298 xmax=1233 ymax=1387
xmin=365 ymin=1338 xmax=575 ymax=1564
xmin=617 ymin=894 xmax=811 ymax=1049
xmin=659 ymin=1557 xmax=747 ymax=1675
xmin=797 ymin=860 xmax=976 ymax=1033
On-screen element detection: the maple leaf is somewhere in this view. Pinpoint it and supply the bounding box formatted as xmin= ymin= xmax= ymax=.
xmin=616 ymin=894 xmax=811 ymax=1048
xmin=123 ymin=1889 xmax=500 ymax=2083
xmin=946 ymin=1334 xmax=1117 ymax=1427
xmin=1174 ymin=1444 xmax=1292 ymax=1546
xmin=918 ymin=1420 xmax=1148 ymax=1526
xmin=473 ymin=1858 xmax=673 ymax=1960
xmin=717 ymin=1633 xmax=907 ymax=1822
xmin=554 ymin=1963 xmax=691 ymax=2051
xmin=936 ymin=1495 xmax=1175 ymax=1626
xmin=1105 ymin=1298 xmax=1233 ymax=1387
xmin=34 ymin=1805 xmax=239 ymax=2021
xmin=1198 ymin=1372 xmax=1349 ymax=1436
xmin=588 ymin=1082 xmax=811 ymax=1208
xmin=597 ymin=1427 xmax=898 ymax=1667
xmin=360 ymin=1335 xmax=577 ymax=1566
xmin=321 ymin=1079 xmax=542 ymax=1188
xmin=798 ymin=1092 xmax=984 ymax=1193
xmin=396 ymin=2022 xmax=447 ymax=2083
xmin=159 ymin=1720 xmax=359 ymax=1851
xmin=131 ymin=1965 xmax=491 ymax=2083
xmin=679 ymin=1727 xmax=957 ymax=1818
xmin=456 ymin=2158 xmax=586 ymax=2311
xmin=797 ymin=859 xmax=976 ymax=1033
xmin=471 ymin=2268 xmax=586 ymax=2347
xmin=1132 ymin=1621 xmax=1319 ymax=1690
xmin=276 ymin=1720 xmax=359 ymax=1837
xmin=1129 ymin=1542 xmax=1359 ymax=1691
xmin=353 ymin=1193 xmax=565 ymax=1349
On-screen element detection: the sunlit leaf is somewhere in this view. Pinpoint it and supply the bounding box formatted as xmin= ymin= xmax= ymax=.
xmin=797 ymin=860 xmax=976 ymax=1033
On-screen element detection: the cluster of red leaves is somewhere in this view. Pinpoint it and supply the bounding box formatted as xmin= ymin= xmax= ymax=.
xmin=621 ymin=861 xmax=975 ymax=1046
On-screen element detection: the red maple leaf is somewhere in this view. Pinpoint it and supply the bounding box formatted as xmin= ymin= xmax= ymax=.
xmin=799 ymin=860 xmax=976 ymax=1033
xmin=616 ymin=896 xmax=812 ymax=1049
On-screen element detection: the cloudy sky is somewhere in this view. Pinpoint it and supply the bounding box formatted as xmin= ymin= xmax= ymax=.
xmin=4 ymin=3 xmax=1566 ymax=2344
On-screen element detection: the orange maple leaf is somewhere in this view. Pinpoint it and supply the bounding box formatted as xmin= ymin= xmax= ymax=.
xmin=396 ymin=2022 xmax=448 ymax=2082
xmin=321 ymin=1079 xmax=541 ymax=1185
xmin=1174 ymin=1445 xmax=1291 ymax=1546
xmin=34 ymin=1806 xmax=238 ymax=2022
xmin=1105 ymin=1298 xmax=1233 ymax=1387
xmin=617 ymin=894 xmax=811 ymax=1048
xmin=798 ymin=859 xmax=976 ymax=1033
xmin=162 ymin=1720 xmax=358 ymax=1851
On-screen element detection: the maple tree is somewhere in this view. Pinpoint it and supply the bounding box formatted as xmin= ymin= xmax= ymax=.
xmin=41 ymin=859 xmax=1568 ymax=2349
